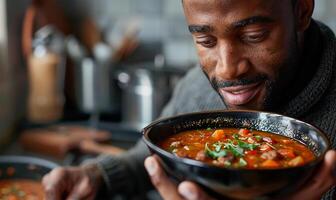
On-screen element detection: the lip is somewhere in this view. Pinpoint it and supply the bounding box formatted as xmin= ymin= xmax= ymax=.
xmin=219 ymin=82 xmax=264 ymax=106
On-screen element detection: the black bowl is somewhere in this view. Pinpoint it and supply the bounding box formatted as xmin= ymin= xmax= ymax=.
xmin=0 ymin=156 xmax=59 ymax=181
xmin=142 ymin=110 xmax=330 ymax=199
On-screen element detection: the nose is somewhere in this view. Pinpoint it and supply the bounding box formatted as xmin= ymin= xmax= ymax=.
xmin=216 ymin=41 xmax=250 ymax=80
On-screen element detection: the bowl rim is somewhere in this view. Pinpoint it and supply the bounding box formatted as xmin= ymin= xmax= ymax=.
xmin=142 ymin=109 xmax=330 ymax=172
xmin=0 ymin=155 xmax=59 ymax=169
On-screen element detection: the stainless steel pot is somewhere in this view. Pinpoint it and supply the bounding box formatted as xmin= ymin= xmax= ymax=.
xmin=117 ymin=63 xmax=184 ymax=130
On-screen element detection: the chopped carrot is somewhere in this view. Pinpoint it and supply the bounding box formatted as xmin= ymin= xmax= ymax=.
xmin=238 ymin=129 xmax=250 ymax=137
xmin=212 ymin=130 xmax=225 ymax=140
xmin=261 ymin=159 xmax=280 ymax=168
xmin=288 ymin=156 xmax=304 ymax=167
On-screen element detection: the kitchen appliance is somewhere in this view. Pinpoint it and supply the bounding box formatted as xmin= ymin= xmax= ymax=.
xmin=72 ymin=56 xmax=120 ymax=115
xmin=117 ymin=63 xmax=185 ymax=130
xmin=27 ymin=25 xmax=66 ymax=123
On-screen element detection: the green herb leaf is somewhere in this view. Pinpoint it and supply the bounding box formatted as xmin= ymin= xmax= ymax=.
xmin=237 ymin=141 xmax=259 ymax=151
xmin=225 ymin=143 xmax=244 ymax=157
xmin=205 ymin=143 xmax=227 ymax=159
xmin=213 ymin=142 xmax=223 ymax=152
xmin=206 ymin=127 xmax=212 ymax=131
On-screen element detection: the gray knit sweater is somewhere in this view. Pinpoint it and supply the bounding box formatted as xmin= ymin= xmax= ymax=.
xmin=96 ymin=21 xmax=336 ymax=199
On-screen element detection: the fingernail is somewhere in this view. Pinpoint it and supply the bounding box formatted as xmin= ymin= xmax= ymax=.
xmin=179 ymin=184 xmax=198 ymax=200
xmin=145 ymin=157 xmax=157 ymax=176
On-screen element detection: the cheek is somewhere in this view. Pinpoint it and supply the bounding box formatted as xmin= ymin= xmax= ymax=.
xmin=196 ymin=46 xmax=218 ymax=76
xmin=247 ymin=26 xmax=293 ymax=80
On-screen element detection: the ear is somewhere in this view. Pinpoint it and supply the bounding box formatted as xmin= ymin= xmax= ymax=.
xmin=293 ymin=0 xmax=314 ymax=32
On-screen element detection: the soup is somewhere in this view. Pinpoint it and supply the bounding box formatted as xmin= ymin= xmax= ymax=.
xmin=160 ymin=128 xmax=315 ymax=169
xmin=0 ymin=180 xmax=44 ymax=200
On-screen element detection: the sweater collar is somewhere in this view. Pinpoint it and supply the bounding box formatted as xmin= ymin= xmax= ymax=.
xmin=278 ymin=21 xmax=336 ymax=118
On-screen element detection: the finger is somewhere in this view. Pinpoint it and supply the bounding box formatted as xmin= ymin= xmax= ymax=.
xmin=66 ymin=176 xmax=93 ymax=200
xmin=145 ymin=155 xmax=183 ymax=200
xmin=42 ymin=168 xmax=67 ymax=200
xmin=178 ymin=181 xmax=215 ymax=200
xmin=287 ymin=150 xmax=336 ymax=200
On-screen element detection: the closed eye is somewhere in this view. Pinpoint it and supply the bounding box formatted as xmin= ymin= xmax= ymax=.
xmin=196 ymin=37 xmax=217 ymax=48
xmin=240 ymin=30 xmax=270 ymax=44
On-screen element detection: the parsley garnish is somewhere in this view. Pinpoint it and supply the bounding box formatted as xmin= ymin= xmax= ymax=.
xmin=205 ymin=143 xmax=227 ymax=159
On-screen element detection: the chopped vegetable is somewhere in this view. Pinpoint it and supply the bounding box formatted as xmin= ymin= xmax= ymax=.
xmin=254 ymin=135 xmax=262 ymax=141
xmin=247 ymin=137 xmax=257 ymax=144
xmin=183 ymin=146 xmax=190 ymax=151
xmin=261 ymin=159 xmax=280 ymax=168
xmin=262 ymin=137 xmax=273 ymax=143
xmin=160 ymin=128 xmax=315 ymax=169
xmin=260 ymin=150 xmax=278 ymax=160
xmin=239 ymin=158 xmax=247 ymax=167
xmin=278 ymin=148 xmax=296 ymax=158
xmin=224 ymin=161 xmax=232 ymax=167
xmin=212 ymin=130 xmax=225 ymax=140
xmin=238 ymin=129 xmax=250 ymax=136
xmin=260 ymin=144 xmax=273 ymax=152
xmin=288 ymin=156 xmax=304 ymax=167
xmin=170 ymin=141 xmax=181 ymax=148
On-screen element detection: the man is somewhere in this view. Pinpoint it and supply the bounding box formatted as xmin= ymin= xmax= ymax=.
xmin=43 ymin=0 xmax=336 ymax=199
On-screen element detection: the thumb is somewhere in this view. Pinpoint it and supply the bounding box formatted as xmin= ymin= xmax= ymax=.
xmin=287 ymin=150 xmax=336 ymax=200
xmin=310 ymin=150 xmax=336 ymax=191
xmin=178 ymin=181 xmax=215 ymax=200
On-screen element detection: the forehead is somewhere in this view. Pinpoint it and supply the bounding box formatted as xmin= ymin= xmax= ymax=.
xmin=183 ymin=0 xmax=288 ymax=26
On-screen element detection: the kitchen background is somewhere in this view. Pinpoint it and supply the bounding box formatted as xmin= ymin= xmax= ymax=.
xmin=0 ymin=0 xmax=335 ymax=168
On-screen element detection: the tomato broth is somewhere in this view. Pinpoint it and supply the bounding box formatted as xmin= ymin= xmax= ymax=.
xmin=159 ymin=128 xmax=315 ymax=169
xmin=0 ymin=179 xmax=44 ymax=200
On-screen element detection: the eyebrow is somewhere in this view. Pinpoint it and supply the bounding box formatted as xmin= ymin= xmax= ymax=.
xmin=188 ymin=25 xmax=212 ymax=33
xmin=232 ymin=16 xmax=274 ymax=28
xmin=188 ymin=16 xmax=274 ymax=34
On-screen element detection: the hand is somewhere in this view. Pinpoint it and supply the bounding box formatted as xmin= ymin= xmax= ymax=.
xmin=144 ymin=155 xmax=214 ymax=200
xmin=145 ymin=150 xmax=336 ymax=200
xmin=42 ymin=164 xmax=103 ymax=200
xmin=284 ymin=150 xmax=336 ymax=200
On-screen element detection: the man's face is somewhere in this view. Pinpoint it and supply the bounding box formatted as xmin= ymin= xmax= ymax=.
xmin=183 ymin=0 xmax=301 ymax=110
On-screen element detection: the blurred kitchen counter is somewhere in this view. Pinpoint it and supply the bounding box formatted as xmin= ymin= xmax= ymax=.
xmin=1 ymin=121 xmax=142 ymax=166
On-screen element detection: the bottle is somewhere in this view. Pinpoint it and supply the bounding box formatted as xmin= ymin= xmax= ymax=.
xmin=27 ymin=26 xmax=65 ymax=123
